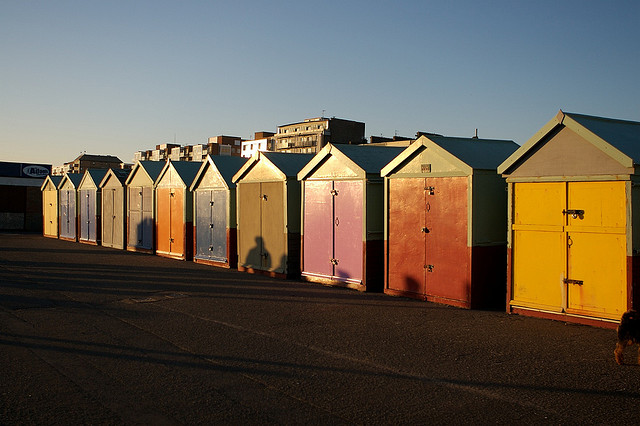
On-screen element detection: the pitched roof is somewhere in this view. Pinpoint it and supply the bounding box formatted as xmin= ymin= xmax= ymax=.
xmin=155 ymin=160 xmax=202 ymax=187
xmin=233 ymin=151 xmax=313 ymax=183
xmin=99 ymin=168 xmax=131 ymax=188
xmin=58 ymin=173 xmax=83 ymax=189
xmin=125 ymin=160 xmax=165 ymax=185
xmin=261 ymin=152 xmax=314 ymax=177
xmin=564 ymin=112 xmax=640 ymax=161
xmin=139 ymin=161 xmax=165 ymax=181
xmin=498 ymin=110 xmax=640 ymax=174
xmin=427 ymin=135 xmax=519 ymax=170
xmin=298 ymin=143 xmax=405 ymax=180
xmin=41 ymin=175 xmax=63 ymax=191
xmin=381 ymin=135 xmax=518 ymax=177
xmin=190 ymin=155 xmax=248 ymax=190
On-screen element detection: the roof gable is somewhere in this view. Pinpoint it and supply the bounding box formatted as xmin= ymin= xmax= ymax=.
xmin=499 ymin=110 xmax=640 ymax=176
xmin=124 ymin=161 xmax=165 ymax=186
xmin=58 ymin=173 xmax=83 ymax=189
xmin=155 ymin=160 xmax=202 ymax=188
xmin=41 ymin=175 xmax=63 ymax=191
xmin=79 ymin=169 xmax=108 ymax=190
xmin=233 ymin=151 xmax=312 ymax=183
xmin=298 ymin=143 xmax=404 ymax=180
xmin=382 ymin=135 xmax=517 ymax=177
xmin=99 ymin=168 xmax=130 ymax=188
xmin=190 ymin=155 xmax=247 ymax=190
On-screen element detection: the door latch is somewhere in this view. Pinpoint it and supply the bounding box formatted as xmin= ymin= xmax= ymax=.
xmin=426 ymin=186 xmax=435 ymax=195
xmin=330 ymin=258 xmax=339 ymax=265
xmin=425 ymin=264 xmax=434 ymax=272
xmin=421 ymin=227 xmax=430 ymax=233
xmin=209 ymin=223 xmax=214 ymax=228
xmin=210 ymin=201 xmax=214 ymax=206
xmin=563 ymin=278 xmax=583 ymax=286
xmin=330 ymin=189 xmax=339 ymax=196
xmin=562 ymin=209 xmax=584 ymax=219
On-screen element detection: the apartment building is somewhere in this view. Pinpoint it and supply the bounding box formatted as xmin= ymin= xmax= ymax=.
xmin=273 ymin=117 xmax=365 ymax=154
xmin=241 ymin=132 xmax=275 ymax=158
xmin=53 ymin=154 xmax=124 ymax=176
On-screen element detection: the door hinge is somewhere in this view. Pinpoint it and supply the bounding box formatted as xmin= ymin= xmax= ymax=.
xmin=563 ymin=278 xmax=583 ymax=286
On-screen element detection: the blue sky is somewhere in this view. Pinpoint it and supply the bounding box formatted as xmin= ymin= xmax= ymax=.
xmin=2 ymin=0 xmax=639 ymax=166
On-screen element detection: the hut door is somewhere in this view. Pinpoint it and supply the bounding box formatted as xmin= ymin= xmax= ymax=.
xmin=60 ymin=189 xmax=76 ymax=239
xmin=210 ymin=190 xmax=227 ymax=261
xmin=512 ymin=183 xmax=566 ymax=311
xmin=565 ymin=182 xmax=626 ymax=320
xmin=424 ymin=177 xmax=469 ymax=302
xmin=169 ymin=188 xmax=184 ymax=256
xmin=80 ymin=190 xmax=96 ymax=242
xmin=113 ymin=188 xmax=124 ymax=248
xmin=196 ymin=190 xmax=228 ymax=262
xmin=512 ymin=181 xmax=627 ymax=320
xmin=103 ymin=189 xmax=114 ymax=247
xmin=261 ymin=182 xmax=285 ymax=273
xmin=387 ymin=178 xmax=427 ymax=296
xmin=238 ymin=182 xmax=262 ymax=269
xmin=129 ymin=187 xmax=142 ymax=247
xmin=43 ymin=190 xmax=57 ymax=236
xmin=156 ymin=187 xmax=171 ymax=255
xmin=303 ymin=181 xmax=334 ymax=277
xmin=332 ymin=181 xmax=363 ymax=282
xmin=196 ymin=190 xmax=212 ymax=259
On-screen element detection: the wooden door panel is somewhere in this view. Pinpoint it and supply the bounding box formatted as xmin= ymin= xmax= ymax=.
xmin=261 ymin=182 xmax=285 ymax=273
xmin=156 ymin=187 xmax=171 ymax=254
xmin=303 ymin=181 xmax=334 ymax=277
xmin=333 ymin=180 xmax=363 ymax=281
xmin=387 ymin=178 xmax=426 ymax=295
xmin=238 ymin=182 xmax=262 ymax=269
xmin=567 ymin=232 xmax=626 ymax=320
xmin=425 ymin=177 xmax=469 ymax=302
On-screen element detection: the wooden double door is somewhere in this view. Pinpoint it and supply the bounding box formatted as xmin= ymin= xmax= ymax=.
xmin=156 ymin=187 xmax=185 ymax=258
xmin=102 ymin=188 xmax=124 ymax=248
xmin=386 ymin=177 xmax=469 ymax=302
xmin=43 ymin=190 xmax=58 ymax=237
xmin=238 ymin=182 xmax=285 ymax=273
xmin=59 ymin=189 xmax=77 ymax=240
xmin=195 ymin=189 xmax=228 ymax=263
xmin=79 ymin=189 xmax=98 ymax=243
xmin=303 ymin=180 xmax=363 ymax=283
xmin=128 ymin=186 xmax=153 ymax=250
xmin=511 ymin=181 xmax=627 ymax=320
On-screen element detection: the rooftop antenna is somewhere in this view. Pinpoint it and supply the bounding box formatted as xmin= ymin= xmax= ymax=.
xmin=322 ymin=109 xmax=326 ymax=118
xmin=473 ymin=128 xmax=478 ymax=139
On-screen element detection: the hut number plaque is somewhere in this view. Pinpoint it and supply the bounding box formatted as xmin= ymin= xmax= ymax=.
xmin=421 ymin=163 xmax=431 ymax=173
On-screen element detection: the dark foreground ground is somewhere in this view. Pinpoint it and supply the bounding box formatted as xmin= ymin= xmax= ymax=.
xmin=1 ymin=233 xmax=639 ymax=425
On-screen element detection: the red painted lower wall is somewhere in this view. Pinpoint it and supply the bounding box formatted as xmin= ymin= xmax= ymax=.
xmin=470 ymin=245 xmax=507 ymax=310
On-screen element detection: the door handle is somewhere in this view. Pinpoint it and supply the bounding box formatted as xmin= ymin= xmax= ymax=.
xmin=562 ymin=209 xmax=584 ymax=219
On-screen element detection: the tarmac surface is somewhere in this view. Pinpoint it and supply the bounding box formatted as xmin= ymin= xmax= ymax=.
xmin=1 ymin=232 xmax=640 ymax=424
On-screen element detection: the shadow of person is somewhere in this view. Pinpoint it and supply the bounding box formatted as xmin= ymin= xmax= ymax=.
xmin=247 ymin=236 xmax=271 ymax=270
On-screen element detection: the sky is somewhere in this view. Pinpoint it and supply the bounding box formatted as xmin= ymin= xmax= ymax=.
xmin=1 ymin=0 xmax=639 ymax=166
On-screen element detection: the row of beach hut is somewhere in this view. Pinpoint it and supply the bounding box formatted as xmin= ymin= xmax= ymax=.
xmin=40 ymin=110 xmax=640 ymax=327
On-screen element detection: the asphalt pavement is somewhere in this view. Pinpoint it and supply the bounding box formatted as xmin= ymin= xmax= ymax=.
xmin=1 ymin=232 xmax=640 ymax=425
